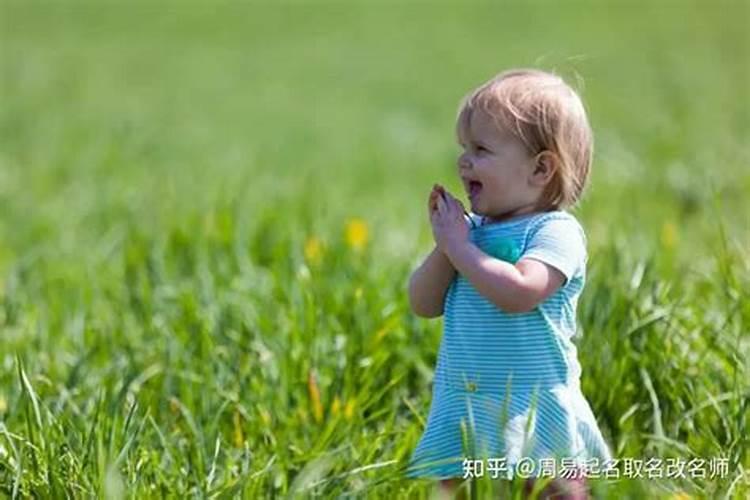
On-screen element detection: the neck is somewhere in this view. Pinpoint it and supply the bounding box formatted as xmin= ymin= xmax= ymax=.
xmin=484 ymin=201 xmax=541 ymax=224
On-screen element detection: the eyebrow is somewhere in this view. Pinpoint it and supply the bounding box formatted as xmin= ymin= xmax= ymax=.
xmin=457 ymin=125 xmax=491 ymax=149
xmin=458 ymin=137 xmax=492 ymax=150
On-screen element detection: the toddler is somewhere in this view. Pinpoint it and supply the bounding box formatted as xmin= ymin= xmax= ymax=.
xmin=405 ymin=69 xmax=612 ymax=499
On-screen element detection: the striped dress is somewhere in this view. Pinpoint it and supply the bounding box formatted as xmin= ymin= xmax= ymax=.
xmin=406 ymin=210 xmax=612 ymax=479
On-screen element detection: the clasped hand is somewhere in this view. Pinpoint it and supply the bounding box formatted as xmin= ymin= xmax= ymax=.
xmin=428 ymin=184 xmax=469 ymax=257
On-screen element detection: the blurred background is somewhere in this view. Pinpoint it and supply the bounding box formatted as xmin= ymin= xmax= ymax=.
xmin=1 ymin=1 xmax=748 ymax=497
xmin=3 ymin=1 xmax=748 ymax=264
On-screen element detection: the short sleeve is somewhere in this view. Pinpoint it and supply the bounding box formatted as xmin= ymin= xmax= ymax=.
xmin=465 ymin=212 xmax=483 ymax=229
xmin=521 ymin=213 xmax=587 ymax=284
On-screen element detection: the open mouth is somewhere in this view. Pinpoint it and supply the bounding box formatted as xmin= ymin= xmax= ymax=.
xmin=468 ymin=180 xmax=483 ymax=199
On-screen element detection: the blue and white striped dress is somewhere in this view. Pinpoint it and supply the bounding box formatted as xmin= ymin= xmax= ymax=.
xmin=406 ymin=210 xmax=612 ymax=479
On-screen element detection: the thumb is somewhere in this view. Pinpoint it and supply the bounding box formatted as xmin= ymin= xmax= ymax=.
xmin=448 ymin=192 xmax=465 ymax=212
xmin=454 ymin=196 xmax=466 ymax=211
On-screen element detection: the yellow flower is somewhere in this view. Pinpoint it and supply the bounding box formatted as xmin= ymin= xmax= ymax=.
xmin=661 ymin=221 xmax=678 ymax=249
xmin=669 ymin=492 xmax=692 ymax=500
xmin=259 ymin=406 xmax=272 ymax=426
xmin=304 ymin=236 xmax=324 ymax=265
xmin=344 ymin=399 xmax=355 ymax=420
xmin=345 ymin=218 xmax=369 ymax=251
xmin=330 ymin=396 xmax=341 ymax=417
xmin=307 ymin=370 xmax=324 ymax=423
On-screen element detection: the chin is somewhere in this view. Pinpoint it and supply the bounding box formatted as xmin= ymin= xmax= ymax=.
xmin=472 ymin=204 xmax=489 ymax=215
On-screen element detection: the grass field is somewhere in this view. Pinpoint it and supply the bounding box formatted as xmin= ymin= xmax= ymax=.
xmin=1 ymin=1 xmax=749 ymax=498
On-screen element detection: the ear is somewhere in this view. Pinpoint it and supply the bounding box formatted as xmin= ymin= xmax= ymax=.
xmin=530 ymin=151 xmax=557 ymax=187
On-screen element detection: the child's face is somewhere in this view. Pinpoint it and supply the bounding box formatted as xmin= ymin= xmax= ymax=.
xmin=456 ymin=108 xmax=541 ymax=221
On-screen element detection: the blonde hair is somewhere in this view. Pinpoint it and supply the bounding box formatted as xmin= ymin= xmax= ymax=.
xmin=456 ymin=69 xmax=593 ymax=210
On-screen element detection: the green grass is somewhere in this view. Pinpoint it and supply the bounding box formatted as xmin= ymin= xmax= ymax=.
xmin=1 ymin=0 xmax=749 ymax=497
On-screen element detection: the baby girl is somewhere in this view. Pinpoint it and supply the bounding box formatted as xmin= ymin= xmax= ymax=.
xmin=406 ymin=69 xmax=612 ymax=499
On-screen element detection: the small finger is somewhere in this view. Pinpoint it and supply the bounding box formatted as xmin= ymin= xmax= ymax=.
xmin=437 ymin=195 xmax=447 ymax=213
xmin=429 ymin=188 xmax=441 ymax=208
xmin=453 ymin=195 xmax=465 ymax=211
xmin=444 ymin=192 xmax=458 ymax=212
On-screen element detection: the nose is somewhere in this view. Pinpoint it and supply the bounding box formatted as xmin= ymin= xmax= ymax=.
xmin=458 ymin=153 xmax=472 ymax=171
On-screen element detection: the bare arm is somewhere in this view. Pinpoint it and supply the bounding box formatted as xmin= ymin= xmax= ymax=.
xmin=444 ymin=242 xmax=564 ymax=313
xmin=408 ymin=246 xmax=457 ymax=318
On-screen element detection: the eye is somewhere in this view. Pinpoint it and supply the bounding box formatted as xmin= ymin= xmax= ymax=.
xmin=475 ymin=145 xmax=490 ymax=154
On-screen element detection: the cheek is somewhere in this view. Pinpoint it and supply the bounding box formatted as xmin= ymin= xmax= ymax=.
xmin=475 ymin=157 xmax=497 ymax=174
xmin=477 ymin=159 xmax=506 ymax=182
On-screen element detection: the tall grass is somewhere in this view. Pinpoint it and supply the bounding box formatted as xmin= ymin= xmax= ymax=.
xmin=1 ymin=1 xmax=748 ymax=498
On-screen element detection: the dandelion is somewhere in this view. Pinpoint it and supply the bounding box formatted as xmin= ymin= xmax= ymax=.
xmin=304 ymin=236 xmax=324 ymax=265
xmin=344 ymin=399 xmax=356 ymax=420
xmin=331 ymin=396 xmax=341 ymax=417
xmin=259 ymin=406 xmax=272 ymax=426
xmin=661 ymin=221 xmax=678 ymax=249
xmin=345 ymin=218 xmax=369 ymax=251
xmin=669 ymin=492 xmax=692 ymax=500
xmin=308 ymin=369 xmax=324 ymax=423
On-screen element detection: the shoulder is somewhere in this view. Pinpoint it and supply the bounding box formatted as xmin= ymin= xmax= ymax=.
xmin=521 ymin=210 xmax=588 ymax=283
xmin=526 ymin=210 xmax=587 ymax=245
xmin=530 ymin=209 xmax=583 ymax=226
